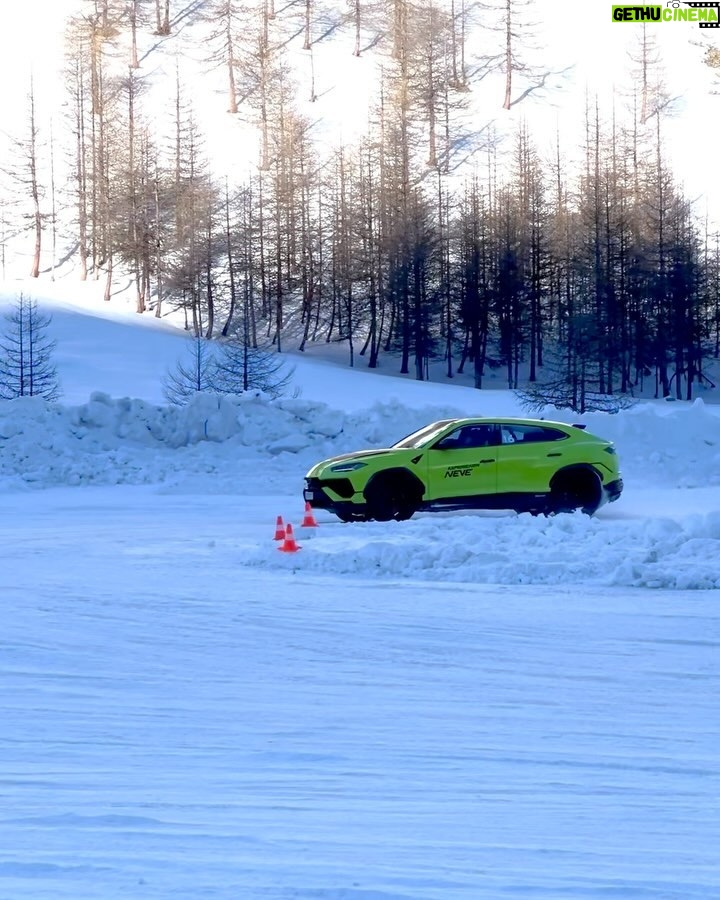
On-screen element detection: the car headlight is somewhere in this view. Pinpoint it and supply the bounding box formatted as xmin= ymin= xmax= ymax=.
xmin=329 ymin=461 xmax=368 ymax=472
xmin=604 ymin=446 xmax=617 ymax=455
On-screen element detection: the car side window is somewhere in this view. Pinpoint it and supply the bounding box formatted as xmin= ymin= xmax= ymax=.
xmin=435 ymin=424 xmax=497 ymax=449
xmin=500 ymin=425 xmax=567 ymax=445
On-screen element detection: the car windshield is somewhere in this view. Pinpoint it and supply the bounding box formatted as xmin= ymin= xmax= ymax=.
xmin=392 ymin=420 xmax=456 ymax=449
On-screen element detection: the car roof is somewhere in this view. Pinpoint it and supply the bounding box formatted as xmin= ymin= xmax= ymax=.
xmin=446 ymin=417 xmax=575 ymax=428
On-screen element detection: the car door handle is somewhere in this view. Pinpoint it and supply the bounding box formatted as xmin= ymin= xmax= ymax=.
xmin=547 ymin=452 xmax=562 ymax=457
xmin=479 ymin=458 xmax=496 ymax=464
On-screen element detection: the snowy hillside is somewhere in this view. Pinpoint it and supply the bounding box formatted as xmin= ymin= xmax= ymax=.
xmin=1 ymin=0 xmax=718 ymax=417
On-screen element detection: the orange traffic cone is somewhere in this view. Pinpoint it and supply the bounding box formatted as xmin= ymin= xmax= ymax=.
xmin=278 ymin=522 xmax=301 ymax=553
xmin=301 ymin=502 xmax=319 ymax=528
xmin=273 ymin=515 xmax=285 ymax=541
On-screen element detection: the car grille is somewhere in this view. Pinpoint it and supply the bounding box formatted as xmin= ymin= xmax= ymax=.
xmin=305 ymin=476 xmax=356 ymax=499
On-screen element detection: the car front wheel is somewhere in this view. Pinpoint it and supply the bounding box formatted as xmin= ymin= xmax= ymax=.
xmin=335 ymin=510 xmax=367 ymax=523
xmin=364 ymin=475 xmax=419 ymax=522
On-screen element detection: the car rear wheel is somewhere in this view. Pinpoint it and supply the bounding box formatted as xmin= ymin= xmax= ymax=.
xmin=547 ymin=468 xmax=602 ymax=516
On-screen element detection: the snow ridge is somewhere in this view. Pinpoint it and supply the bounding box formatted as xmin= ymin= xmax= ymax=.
xmin=2 ymin=391 xmax=720 ymax=490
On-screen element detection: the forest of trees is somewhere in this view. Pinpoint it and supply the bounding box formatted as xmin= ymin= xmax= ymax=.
xmin=1 ymin=0 xmax=719 ymax=409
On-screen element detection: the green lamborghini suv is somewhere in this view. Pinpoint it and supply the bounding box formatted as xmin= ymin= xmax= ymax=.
xmin=303 ymin=417 xmax=623 ymax=522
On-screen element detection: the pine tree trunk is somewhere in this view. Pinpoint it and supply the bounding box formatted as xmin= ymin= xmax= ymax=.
xmin=353 ymin=0 xmax=361 ymax=56
xmin=222 ymin=183 xmax=237 ymax=336
xmin=130 ymin=0 xmax=139 ymax=68
xmin=29 ymin=81 xmax=41 ymax=279
xmin=226 ymin=16 xmax=238 ymax=113
xmin=303 ymin=0 xmax=311 ymax=50
xmin=104 ymin=254 xmax=113 ymax=302
xmin=503 ymin=0 xmax=512 ymax=110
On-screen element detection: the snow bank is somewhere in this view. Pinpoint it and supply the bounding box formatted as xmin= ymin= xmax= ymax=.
xmin=251 ymin=510 xmax=720 ymax=590
xmin=2 ymin=391 xmax=720 ymax=492
xmin=0 ymin=392 xmax=462 ymax=490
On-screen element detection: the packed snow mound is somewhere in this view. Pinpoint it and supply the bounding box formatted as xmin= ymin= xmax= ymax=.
xmin=1 ymin=390 xmax=720 ymax=490
xmin=0 ymin=392 xmax=464 ymax=490
xmin=251 ymin=510 xmax=720 ymax=590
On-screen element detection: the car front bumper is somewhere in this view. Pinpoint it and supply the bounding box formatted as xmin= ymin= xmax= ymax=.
xmin=304 ymin=476 xmax=363 ymax=512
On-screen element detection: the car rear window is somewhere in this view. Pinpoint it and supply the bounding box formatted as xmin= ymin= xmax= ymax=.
xmin=501 ymin=425 xmax=568 ymax=444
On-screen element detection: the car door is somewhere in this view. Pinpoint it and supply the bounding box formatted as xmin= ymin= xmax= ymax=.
xmin=426 ymin=424 xmax=500 ymax=501
xmin=495 ymin=423 xmax=569 ymax=494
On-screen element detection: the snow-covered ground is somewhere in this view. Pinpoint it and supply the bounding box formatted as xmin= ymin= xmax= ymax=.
xmin=1 ymin=287 xmax=719 ymax=898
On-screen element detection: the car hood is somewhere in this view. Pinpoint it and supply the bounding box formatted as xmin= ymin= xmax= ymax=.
xmin=324 ymin=449 xmax=393 ymax=463
xmin=307 ymin=448 xmax=396 ymax=477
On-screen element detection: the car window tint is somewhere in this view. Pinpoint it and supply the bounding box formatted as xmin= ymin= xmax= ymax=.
xmin=435 ymin=424 xmax=497 ymax=449
xmin=393 ymin=420 xmax=456 ymax=449
xmin=500 ymin=425 xmax=567 ymax=444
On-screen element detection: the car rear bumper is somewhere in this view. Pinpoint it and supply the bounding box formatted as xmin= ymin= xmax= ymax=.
xmin=604 ymin=477 xmax=623 ymax=503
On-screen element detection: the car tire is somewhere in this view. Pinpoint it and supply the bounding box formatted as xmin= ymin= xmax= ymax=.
xmin=364 ymin=475 xmax=419 ymax=522
xmin=335 ymin=511 xmax=367 ymax=523
xmin=547 ymin=468 xmax=602 ymax=516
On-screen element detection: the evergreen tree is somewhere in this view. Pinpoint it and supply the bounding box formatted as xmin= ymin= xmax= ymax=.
xmin=213 ymin=333 xmax=294 ymax=398
xmin=162 ymin=335 xmax=218 ymax=404
xmin=2 ymin=77 xmax=46 ymax=279
xmin=0 ymin=295 xmax=61 ymax=401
